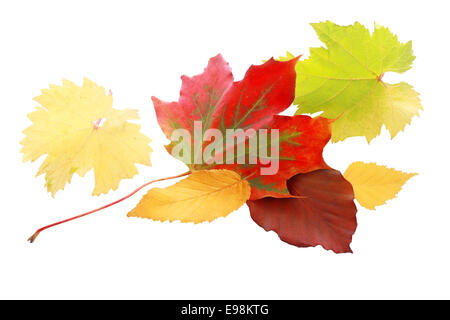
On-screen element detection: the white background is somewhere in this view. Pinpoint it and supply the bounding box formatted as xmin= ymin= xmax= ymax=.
xmin=0 ymin=0 xmax=449 ymax=299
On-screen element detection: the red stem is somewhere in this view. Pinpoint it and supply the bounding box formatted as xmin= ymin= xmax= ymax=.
xmin=93 ymin=118 xmax=102 ymax=129
xmin=28 ymin=171 xmax=191 ymax=243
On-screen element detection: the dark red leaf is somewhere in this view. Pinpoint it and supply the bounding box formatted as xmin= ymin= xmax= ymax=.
xmin=247 ymin=169 xmax=357 ymax=253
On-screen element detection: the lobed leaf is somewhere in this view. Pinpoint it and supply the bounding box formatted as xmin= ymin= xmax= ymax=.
xmin=153 ymin=55 xmax=332 ymax=199
xmin=293 ymin=21 xmax=422 ymax=142
xmin=21 ymin=78 xmax=152 ymax=196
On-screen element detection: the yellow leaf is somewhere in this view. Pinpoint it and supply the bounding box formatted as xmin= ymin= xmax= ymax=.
xmin=21 ymin=78 xmax=152 ymax=196
xmin=344 ymin=162 xmax=417 ymax=210
xmin=128 ymin=170 xmax=251 ymax=223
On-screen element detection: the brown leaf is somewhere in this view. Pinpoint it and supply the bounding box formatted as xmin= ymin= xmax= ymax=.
xmin=247 ymin=169 xmax=357 ymax=253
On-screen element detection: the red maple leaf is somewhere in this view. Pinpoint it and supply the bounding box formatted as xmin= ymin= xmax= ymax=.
xmin=247 ymin=169 xmax=358 ymax=253
xmin=152 ymin=54 xmax=331 ymax=200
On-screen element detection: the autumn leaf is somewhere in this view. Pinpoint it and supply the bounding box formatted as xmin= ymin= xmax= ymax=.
xmin=152 ymin=54 xmax=332 ymax=199
xmin=293 ymin=21 xmax=422 ymax=142
xmin=21 ymin=78 xmax=152 ymax=196
xmin=247 ymin=169 xmax=357 ymax=253
xmin=128 ymin=170 xmax=250 ymax=223
xmin=344 ymin=162 xmax=417 ymax=210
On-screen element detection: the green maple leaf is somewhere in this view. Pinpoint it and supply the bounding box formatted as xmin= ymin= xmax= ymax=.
xmin=294 ymin=21 xmax=423 ymax=142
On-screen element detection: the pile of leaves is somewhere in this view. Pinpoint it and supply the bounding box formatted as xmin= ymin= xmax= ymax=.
xmin=22 ymin=21 xmax=421 ymax=253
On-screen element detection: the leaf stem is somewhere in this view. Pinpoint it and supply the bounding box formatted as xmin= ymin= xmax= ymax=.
xmin=28 ymin=171 xmax=191 ymax=243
